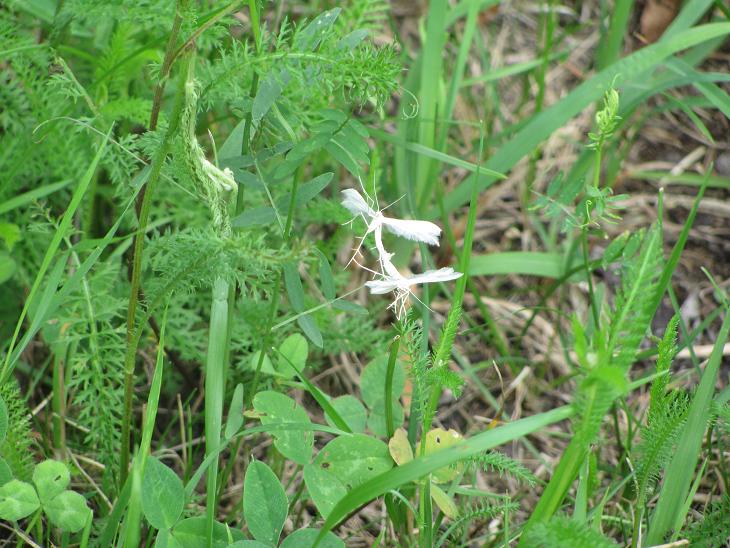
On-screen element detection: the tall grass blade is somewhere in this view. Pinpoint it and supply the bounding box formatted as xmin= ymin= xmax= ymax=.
xmin=315 ymin=405 xmax=575 ymax=543
xmin=441 ymin=23 xmax=730 ymax=214
xmin=646 ymin=311 xmax=730 ymax=544
xmin=1 ymin=127 xmax=112 ymax=383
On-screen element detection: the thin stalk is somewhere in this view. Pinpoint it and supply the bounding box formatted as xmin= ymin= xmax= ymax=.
xmin=523 ymin=0 xmax=555 ymax=204
xmin=247 ymin=274 xmax=282 ymax=406
xmin=385 ymin=336 xmax=400 ymax=439
xmin=420 ymin=128 xmax=484 ymax=450
xmin=218 ymin=0 xmax=263 ymax=482
xmin=205 ymin=277 xmax=230 ymax=547
xmin=119 ymin=51 xmax=191 ymax=487
xmin=51 ymin=344 xmax=67 ymax=453
xmin=148 ymin=1 xmax=187 ymax=132
xmin=581 ymin=228 xmax=600 ymax=330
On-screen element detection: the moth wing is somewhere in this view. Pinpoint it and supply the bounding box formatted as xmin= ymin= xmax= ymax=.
xmin=408 ymin=267 xmax=463 ymax=286
xmin=341 ymin=189 xmax=376 ymax=217
xmin=383 ymin=218 xmax=441 ymax=246
xmin=365 ymin=279 xmax=400 ymax=294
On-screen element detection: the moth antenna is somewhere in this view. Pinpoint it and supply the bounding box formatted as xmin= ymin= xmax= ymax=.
xmin=380 ymin=193 xmax=407 ymax=213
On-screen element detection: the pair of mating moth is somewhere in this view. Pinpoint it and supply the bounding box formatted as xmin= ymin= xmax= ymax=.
xmin=340 ymin=188 xmax=462 ymax=317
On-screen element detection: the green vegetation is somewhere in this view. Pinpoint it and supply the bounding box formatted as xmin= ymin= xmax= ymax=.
xmin=1 ymin=0 xmax=729 ymax=546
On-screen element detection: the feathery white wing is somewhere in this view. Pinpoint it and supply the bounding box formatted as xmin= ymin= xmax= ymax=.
xmin=365 ymin=279 xmax=402 ymax=294
xmin=407 ymin=267 xmax=463 ymax=286
xmin=381 ymin=217 xmax=441 ymax=246
xmin=341 ymin=189 xmax=377 ymax=218
xmin=365 ymin=267 xmax=462 ymax=294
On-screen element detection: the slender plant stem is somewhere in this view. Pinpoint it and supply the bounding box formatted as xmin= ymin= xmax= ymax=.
xmin=385 ymin=335 xmax=400 ymax=439
xmin=119 ymin=51 xmax=192 ymax=487
xmin=149 ymin=1 xmax=187 ymax=132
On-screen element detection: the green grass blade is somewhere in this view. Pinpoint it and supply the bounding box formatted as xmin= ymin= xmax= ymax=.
xmin=315 ymin=405 xmax=575 ymax=542
xmin=648 ymin=176 xmax=709 ymax=318
xmin=1 ymin=126 xmax=112 ymax=384
xmin=469 ymin=252 xmax=571 ymax=278
xmin=461 ymin=52 xmax=568 ymax=87
xmin=0 ymin=180 xmax=72 ymax=215
xmin=371 ymin=129 xmax=505 ymax=181
xmin=627 ymin=170 xmax=730 ymax=189
xmin=662 ymin=0 xmax=715 ymax=40
xmin=440 ymin=23 xmax=730 ymax=215
xmin=596 ymin=0 xmax=634 ymax=69
xmin=446 ymin=0 xmax=500 ymax=26
xmin=5 ymin=186 xmax=141 ymax=373
xmin=646 ymin=311 xmax=730 ymax=544
xmin=125 ymin=308 xmax=167 ymax=547
xmin=414 ymin=0 xmax=448 ymax=209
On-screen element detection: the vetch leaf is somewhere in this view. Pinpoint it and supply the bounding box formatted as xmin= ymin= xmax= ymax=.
xmin=283 ymin=262 xmax=306 ymax=312
xmin=231 ymin=173 xmax=333 ymax=228
xmin=252 ymin=391 xmax=313 ymax=465
xmin=43 ymin=490 xmax=91 ymax=533
xmin=294 ymin=8 xmax=341 ymax=51
xmin=244 ymin=460 xmax=287 ymax=545
xmin=312 ymin=434 xmax=393 ymax=488
xmin=0 ymin=480 xmax=39 ymax=521
xmin=32 ymin=460 xmax=70 ymax=503
xmin=251 ymin=70 xmax=290 ymax=136
xmin=316 ymin=249 xmax=336 ymax=300
xmin=276 ymin=333 xmax=308 ymax=379
xmin=217 ymin=118 xmax=247 ymax=161
xmin=297 ymin=314 xmax=323 ymax=348
xmin=142 ymin=457 xmax=184 ymax=530
xmin=303 ymin=464 xmax=347 ymax=519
